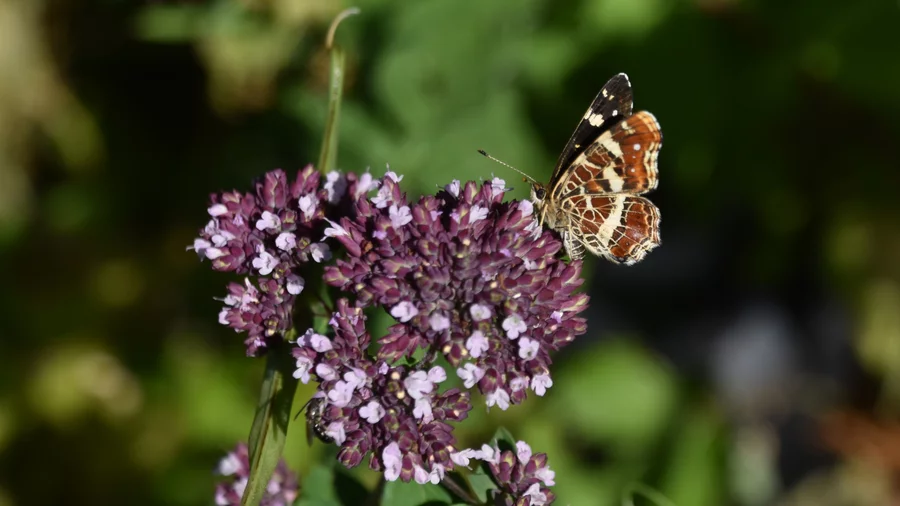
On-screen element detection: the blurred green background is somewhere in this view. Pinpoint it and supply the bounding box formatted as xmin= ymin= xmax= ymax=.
xmin=2 ymin=0 xmax=900 ymax=505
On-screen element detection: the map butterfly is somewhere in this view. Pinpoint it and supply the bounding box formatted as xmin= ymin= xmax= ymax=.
xmin=482 ymin=73 xmax=662 ymax=264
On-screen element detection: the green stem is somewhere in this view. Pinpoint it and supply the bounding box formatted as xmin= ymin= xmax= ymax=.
xmin=241 ymin=346 xmax=299 ymax=506
xmin=241 ymin=8 xmax=360 ymax=505
xmin=316 ymin=7 xmax=360 ymax=174
xmin=441 ymin=473 xmax=482 ymax=505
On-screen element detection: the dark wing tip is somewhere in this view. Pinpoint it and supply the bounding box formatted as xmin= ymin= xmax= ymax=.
xmin=611 ymin=72 xmax=631 ymax=88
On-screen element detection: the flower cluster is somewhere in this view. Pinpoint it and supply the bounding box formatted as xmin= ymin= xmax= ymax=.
xmin=195 ymin=166 xmax=583 ymax=502
xmin=293 ymin=299 xmax=472 ymax=482
xmin=190 ymin=166 xmax=376 ymax=355
xmin=323 ymin=174 xmax=589 ymax=409
xmin=453 ymin=441 xmax=555 ymax=506
xmin=213 ymin=443 xmax=298 ymax=506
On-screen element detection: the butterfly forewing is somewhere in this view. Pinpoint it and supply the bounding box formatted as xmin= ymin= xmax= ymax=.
xmin=554 ymin=111 xmax=661 ymax=199
xmin=549 ymin=73 xmax=634 ymax=188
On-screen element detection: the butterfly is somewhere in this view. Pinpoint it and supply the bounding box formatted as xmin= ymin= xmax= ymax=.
xmin=482 ymin=73 xmax=662 ymax=264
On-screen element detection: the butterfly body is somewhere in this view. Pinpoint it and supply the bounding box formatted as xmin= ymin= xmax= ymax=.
xmin=532 ymin=73 xmax=662 ymax=264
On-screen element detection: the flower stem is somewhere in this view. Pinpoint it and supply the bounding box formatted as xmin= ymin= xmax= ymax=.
xmin=441 ymin=472 xmax=483 ymax=505
xmin=317 ymin=7 xmax=359 ymax=174
xmin=241 ymin=345 xmax=299 ymax=506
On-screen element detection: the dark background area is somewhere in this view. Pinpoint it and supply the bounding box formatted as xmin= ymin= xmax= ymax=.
xmin=2 ymin=0 xmax=900 ymax=505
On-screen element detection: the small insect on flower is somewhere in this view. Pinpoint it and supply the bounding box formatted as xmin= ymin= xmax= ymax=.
xmin=480 ymin=73 xmax=662 ymax=264
xmin=298 ymin=397 xmax=333 ymax=445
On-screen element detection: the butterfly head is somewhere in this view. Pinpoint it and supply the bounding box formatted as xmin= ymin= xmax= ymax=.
xmin=530 ymin=183 xmax=547 ymax=205
xmin=530 ymin=183 xmax=549 ymax=229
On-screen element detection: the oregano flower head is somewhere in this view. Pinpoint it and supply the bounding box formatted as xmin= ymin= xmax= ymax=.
xmin=323 ymin=173 xmax=589 ymax=409
xmin=192 ymin=166 xmax=587 ymax=499
xmin=190 ymin=166 xmax=375 ymax=355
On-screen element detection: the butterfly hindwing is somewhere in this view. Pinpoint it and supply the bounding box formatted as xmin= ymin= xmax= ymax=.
xmin=561 ymin=194 xmax=660 ymax=265
xmin=549 ymin=73 xmax=634 ymax=186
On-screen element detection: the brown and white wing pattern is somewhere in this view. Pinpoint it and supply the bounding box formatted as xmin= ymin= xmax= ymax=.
xmin=531 ymin=73 xmax=662 ymax=264
xmin=540 ymin=77 xmax=662 ymax=264
xmin=552 ymin=111 xmax=661 ymax=199
xmin=559 ymin=194 xmax=660 ymax=265
xmin=548 ymin=74 xmax=634 ymax=188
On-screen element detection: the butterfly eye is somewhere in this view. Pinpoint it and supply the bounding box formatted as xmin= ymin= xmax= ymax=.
xmin=534 ymin=188 xmax=546 ymax=200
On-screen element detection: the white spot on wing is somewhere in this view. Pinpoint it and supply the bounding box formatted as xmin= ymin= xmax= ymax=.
xmin=584 ymin=112 xmax=605 ymax=127
xmin=633 ymin=143 xmax=641 ymax=151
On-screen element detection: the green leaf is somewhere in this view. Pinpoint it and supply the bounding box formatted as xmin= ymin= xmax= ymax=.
xmin=489 ymin=426 xmax=517 ymax=451
xmin=297 ymin=465 xmax=369 ymax=506
xmin=465 ymin=471 xmax=497 ymax=504
xmin=297 ymin=466 xmax=342 ymax=506
xmin=333 ymin=469 xmax=370 ymax=506
xmin=381 ymin=479 xmax=453 ymax=506
xmin=241 ymin=348 xmax=299 ymax=506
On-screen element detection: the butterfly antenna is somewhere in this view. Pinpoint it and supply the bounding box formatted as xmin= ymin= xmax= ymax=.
xmin=477 ymin=150 xmax=538 ymax=184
